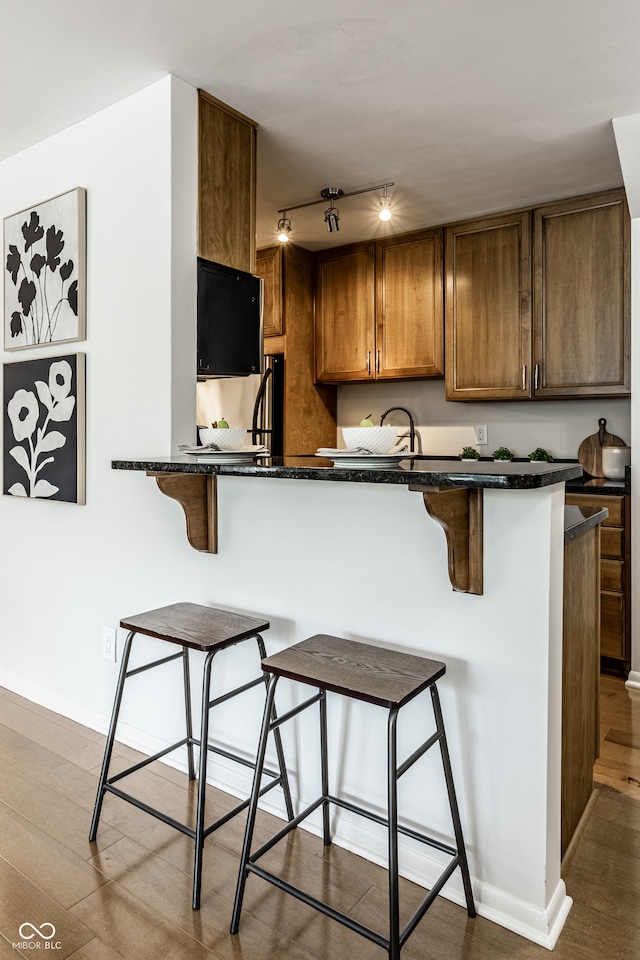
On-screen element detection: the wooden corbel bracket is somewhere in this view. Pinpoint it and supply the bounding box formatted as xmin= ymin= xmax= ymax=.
xmin=409 ymin=485 xmax=483 ymax=595
xmin=148 ymin=472 xmax=218 ymax=553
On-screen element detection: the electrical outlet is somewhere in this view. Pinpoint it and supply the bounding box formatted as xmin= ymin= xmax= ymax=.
xmin=474 ymin=424 xmax=488 ymax=445
xmin=102 ymin=625 xmax=117 ymax=662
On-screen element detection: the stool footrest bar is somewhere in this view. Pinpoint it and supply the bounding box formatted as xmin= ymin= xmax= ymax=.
xmin=269 ymin=691 xmax=323 ymax=729
xmin=208 ymin=674 xmax=265 ymax=709
xmin=249 ymin=797 xmax=325 ymax=863
xmin=104 ymin=784 xmax=197 ymax=839
xmin=329 ymin=795 xmax=458 ymax=856
xmin=107 ymin=737 xmax=190 ymax=785
xmin=246 ymin=862 xmax=389 ymax=950
xmin=125 ymin=650 xmax=185 ymax=678
xmin=202 ymin=776 xmax=285 ymax=839
xmin=400 ymin=856 xmax=462 ymax=947
xmin=397 ymin=730 xmax=442 ymax=779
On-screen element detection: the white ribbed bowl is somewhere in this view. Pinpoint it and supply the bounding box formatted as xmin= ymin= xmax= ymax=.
xmin=342 ymin=426 xmax=398 ymax=454
xmin=198 ymin=427 xmax=246 ymax=451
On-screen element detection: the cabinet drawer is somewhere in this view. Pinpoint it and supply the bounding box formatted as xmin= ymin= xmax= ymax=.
xmin=601 ymin=526 xmax=624 ymax=559
xmin=601 ymin=591 xmax=625 ymax=659
xmin=601 ymin=559 xmax=624 ymax=592
xmin=565 ymin=493 xmax=624 ymax=526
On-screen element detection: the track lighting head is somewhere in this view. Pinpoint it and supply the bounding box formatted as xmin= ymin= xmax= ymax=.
xmin=276 ymin=216 xmax=291 ymax=242
xmin=276 ymin=181 xmax=393 ymax=240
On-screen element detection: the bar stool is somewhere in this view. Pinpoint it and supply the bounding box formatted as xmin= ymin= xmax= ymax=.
xmin=230 ymin=634 xmax=475 ymax=960
xmin=89 ymin=602 xmax=294 ymax=909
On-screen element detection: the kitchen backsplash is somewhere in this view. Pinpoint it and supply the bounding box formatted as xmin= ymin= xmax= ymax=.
xmin=337 ymin=379 xmax=631 ymax=460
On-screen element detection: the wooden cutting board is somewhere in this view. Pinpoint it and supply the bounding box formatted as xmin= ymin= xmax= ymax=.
xmin=577 ymin=418 xmax=626 ymax=478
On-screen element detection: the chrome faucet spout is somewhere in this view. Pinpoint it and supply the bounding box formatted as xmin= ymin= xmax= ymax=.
xmin=379 ymin=406 xmax=417 ymax=454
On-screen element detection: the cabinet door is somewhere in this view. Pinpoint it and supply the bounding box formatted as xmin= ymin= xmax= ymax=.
xmin=315 ymin=243 xmax=375 ymax=382
xmin=445 ymin=212 xmax=532 ymax=400
xmin=255 ymin=246 xmax=283 ymax=338
xmin=376 ymin=229 xmax=444 ymax=379
xmin=198 ymin=91 xmax=257 ymax=272
xmin=533 ymin=190 xmax=630 ymax=398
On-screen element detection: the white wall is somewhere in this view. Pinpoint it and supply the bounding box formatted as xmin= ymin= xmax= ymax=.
xmin=0 ymin=75 xmax=197 ymax=712
xmin=613 ymin=113 xmax=640 ymax=687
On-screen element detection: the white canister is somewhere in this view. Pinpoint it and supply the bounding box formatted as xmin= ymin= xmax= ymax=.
xmin=601 ymin=446 xmax=631 ymax=480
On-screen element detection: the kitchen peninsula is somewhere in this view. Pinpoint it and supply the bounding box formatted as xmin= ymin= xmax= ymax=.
xmin=111 ymin=454 xmax=590 ymax=948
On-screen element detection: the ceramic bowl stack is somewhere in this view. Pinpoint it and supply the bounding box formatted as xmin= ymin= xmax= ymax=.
xmin=341 ymin=426 xmax=398 ymax=454
xmin=198 ymin=427 xmax=246 ymax=451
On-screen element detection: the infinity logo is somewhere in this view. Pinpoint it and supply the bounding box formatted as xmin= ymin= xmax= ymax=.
xmin=18 ymin=923 xmax=56 ymax=940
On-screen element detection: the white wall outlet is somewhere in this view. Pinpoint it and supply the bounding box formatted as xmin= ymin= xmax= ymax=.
xmin=102 ymin=625 xmax=117 ymax=662
xmin=474 ymin=424 xmax=488 ymax=445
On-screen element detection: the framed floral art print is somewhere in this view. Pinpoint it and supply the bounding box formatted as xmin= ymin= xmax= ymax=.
xmin=3 ymin=353 xmax=85 ymax=504
xmin=4 ymin=187 xmax=86 ymax=350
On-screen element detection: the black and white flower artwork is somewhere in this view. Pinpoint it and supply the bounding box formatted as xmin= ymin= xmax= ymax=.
xmin=4 ymin=188 xmax=86 ymax=350
xmin=3 ymin=354 xmax=85 ymax=504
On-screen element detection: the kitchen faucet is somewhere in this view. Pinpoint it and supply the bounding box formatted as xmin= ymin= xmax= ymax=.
xmin=379 ymin=406 xmax=420 ymax=454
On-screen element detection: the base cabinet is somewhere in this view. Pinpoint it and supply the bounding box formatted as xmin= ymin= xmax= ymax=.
xmin=565 ymin=492 xmax=631 ymax=674
xmin=562 ymin=523 xmax=600 ymax=859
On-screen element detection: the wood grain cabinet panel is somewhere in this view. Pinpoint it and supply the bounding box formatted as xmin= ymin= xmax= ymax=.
xmin=315 ymin=242 xmax=375 ymax=382
xmin=565 ymin=492 xmax=630 ymax=674
xmin=198 ymin=91 xmax=257 ymax=272
xmin=315 ymin=230 xmax=443 ymax=383
xmin=256 ymin=246 xmax=283 ymax=338
xmin=257 ymin=243 xmax=337 ymax=455
xmin=375 ymin=229 xmax=443 ymax=379
xmin=533 ymin=190 xmax=630 ymax=398
xmin=445 ymin=211 xmax=532 ymax=400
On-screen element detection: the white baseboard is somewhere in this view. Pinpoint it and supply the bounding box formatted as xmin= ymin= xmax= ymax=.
xmin=625 ymin=670 xmax=640 ymax=690
xmin=0 ymin=666 xmax=570 ymax=949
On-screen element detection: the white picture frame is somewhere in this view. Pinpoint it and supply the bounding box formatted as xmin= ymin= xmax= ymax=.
xmin=4 ymin=187 xmax=86 ymax=350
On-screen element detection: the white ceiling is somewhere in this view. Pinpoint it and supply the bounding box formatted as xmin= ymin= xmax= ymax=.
xmin=2 ymin=0 xmax=639 ymax=251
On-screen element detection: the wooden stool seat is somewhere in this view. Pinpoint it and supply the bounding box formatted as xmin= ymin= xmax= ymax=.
xmin=231 ymin=633 xmax=475 ymax=960
xmin=262 ymin=634 xmax=446 ymax=707
xmin=89 ymin=602 xmax=293 ymax=911
xmin=120 ymin=602 xmax=270 ymax=651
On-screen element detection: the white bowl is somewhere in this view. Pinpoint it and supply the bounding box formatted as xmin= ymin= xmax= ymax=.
xmin=198 ymin=427 xmax=246 ymax=451
xmin=602 ymin=445 xmax=630 ymax=480
xmin=342 ymin=426 xmax=398 ymax=454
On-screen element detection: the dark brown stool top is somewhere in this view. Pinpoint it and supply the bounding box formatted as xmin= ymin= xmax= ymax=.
xmin=120 ymin=602 xmax=270 ymax=652
xmin=261 ymin=634 xmax=445 ymax=709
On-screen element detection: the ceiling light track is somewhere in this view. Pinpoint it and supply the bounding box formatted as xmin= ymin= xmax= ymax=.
xmin=276 ymin=181 xmax=394 ymax=241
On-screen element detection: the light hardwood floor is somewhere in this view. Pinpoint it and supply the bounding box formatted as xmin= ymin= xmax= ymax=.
xmin=0 ymin=677 xmax=638 ymax=960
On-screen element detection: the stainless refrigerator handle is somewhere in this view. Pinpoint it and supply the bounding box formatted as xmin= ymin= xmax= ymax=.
xmin=251 ymin=367 xmax=273 ymax=445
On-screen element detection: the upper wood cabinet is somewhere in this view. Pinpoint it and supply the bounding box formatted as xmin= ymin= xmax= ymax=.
xmin=198 ymin=90 xmax=257 ymax=272
xmin=315 ymin=229 xmax=444 ymax=383
xmin=445 ymin=211 xmax=532 ymax=401
xmin=533 ymin=190 xmax=630 ymax=398
xmin=445 ymin=189 xmax=630 ymax=401
xmin=376 ymin=230 xmax=444 ymax=379
xmin=256 ymin=246 xmax=283 ymax=338
xmin=315 ymin=242 xmax=375 ymax=382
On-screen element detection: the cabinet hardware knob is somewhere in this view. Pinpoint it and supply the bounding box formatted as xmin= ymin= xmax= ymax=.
xmin=376 ymin=350 xmax=380 ymax=373
xmin=522 ymin=365 xmax=527 ymax=390
xmin=534 ymin=363 xmax=540 ymax=391
xmin=367 ymin=351 xmax=371 ymax=374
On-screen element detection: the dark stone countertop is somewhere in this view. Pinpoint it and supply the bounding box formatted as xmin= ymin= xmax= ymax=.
xmin=564 ymin=504 xmax=609 ymax=543
xmin=112 ymin=454 xmax=583 ymax=490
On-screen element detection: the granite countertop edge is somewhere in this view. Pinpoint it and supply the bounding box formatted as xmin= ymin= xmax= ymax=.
xmin=564 ymin=505 xmax=609 ymax=543
xmin=112 ymin=456 xmax=583 ymax=490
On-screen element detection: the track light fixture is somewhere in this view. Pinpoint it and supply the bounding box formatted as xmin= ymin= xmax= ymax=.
xmin=276 ymin=181 xmax=394 ymax=241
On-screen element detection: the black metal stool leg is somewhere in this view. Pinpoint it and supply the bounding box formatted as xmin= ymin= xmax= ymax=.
xmin=430 ymin=685 xmax=476 ymax=918
xmin=89 ymin=630 xmax=136 ymax=841
xmin=256 ymin=635 xmax=294 ymax=822
xmin=319 ymin=689 xmax=331 ymax=845
xmin=230 ymin=673 xmax=279 ymax=934
xmin=182 ymin=645 xmax=196 ymax=781
xmin=387 ymin=708 xmax=401 ymax=960
xmin=192 ymin=648 xmax=217 ymax=909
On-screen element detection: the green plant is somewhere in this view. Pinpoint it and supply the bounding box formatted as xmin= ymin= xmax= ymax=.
xmin=529 ymin=447 xmax=553 ymax=462
xmin=460 ymin=446 xmax=480 ymax=460
xmin=493 ymin=446 xmax=514 ymax=461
